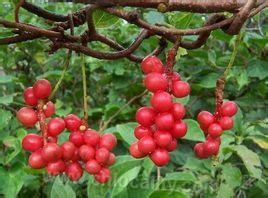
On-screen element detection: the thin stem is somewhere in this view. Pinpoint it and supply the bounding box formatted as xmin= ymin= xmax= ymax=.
xmin=49 ymin=50 xmax=72 ymax=100
xmin=14 ymin=0 xmax=24 ymax=23
xmin=37 ymin=100 xmax=48 ymax=144
xmin=223 ymin=33 xmax=242 ymax=78
xmin=81 ymin=54 xmax=88 ymax=122
xmin=157 ymin=167 xmax=161 ymax=180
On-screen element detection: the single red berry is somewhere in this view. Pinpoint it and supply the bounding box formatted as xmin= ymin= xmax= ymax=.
xmin=218 ymin=116 xmax=234 ymax=130
xmin=166 ymin=139 xmax=178 ymax=152
xmin=150 ymin=149 xmax=170 ymax=167
xmin=42 ymin=143 xmax=62 ymax=162
xmin=17 ymin=107 xmax=38 ymax=127
xmin=134 ymin=125 xmax=153 ymax=139
xmin=106 ymin=153 xmax=116 ymax=166
xmin=194 ymin=143 xmax=208 ymax=159
xmin=86 ymin=159 xmax=101 ymax=174
xmin=28 ymin=149 xmax=46 ymax=169
xmin=99 ymin=133 xmax=117 ymax=151
xmin=69 ymin=131 xmax=84 ymax=147
xmin=61 ymin=141 xmax=76 ymax=161
xmin=95 ymin=148 xmax=110 ymax=164
xmin=71 ymin=148 xmax=80 ymax=162
xmin=64 ymin=114 xmax=82 ymax=131
xmin=171 ymin=120 xmax=188 ymax=139
xmin=46 ymin=160 xmax=65 ymax=176
xmin=137 ymin=136 xmax=156 ymax=154
xmin=150 ymin=91 xmax=173 ymax=112
xmin=43 ymin=101 xmax=55 ymax=117
xmin=47 ymin=136 xmax=57 ymax=143
xmin=155 ymin=112 xmax=175 ymax=131
xmin=172 ymin=81 xmax=190 ymax=98
xmin=199 ymin=124 xmax=209 ymax=134
xmin=22 ymin=133 xmax=43 ymax=152
xmin=135 ymin=107 xmax=156 ymax=127
xmin=153 ymin=130 xmax=172 ymax=148
xmin=141 ymin=56 xmax=164 ymax=74
xmin=203 ymin=139 xmax=220 ymax=156
xmin=66 ymin=162 xmax=83 ymax=182
xmin=129 ymin=142 xmax=146 ymax=158
xmin=33 ymin=79 xmax=52 ymax=99
xmin=221 ymin=101 xmax=238 ymax=117
xmin=208 ymin=123 xmax=223 ymax=138
xmin=171 ymin=103 xmax=186 ymax=120
xmin=144 ymin=73 xmax=168 ymax=92
xmin=83 ymin=129 xmax=100 ymax=147
xmin=94 ymin=168 xmax=111 ymax=183
xmin=23 ymin=87 xmax=38 ymax=106
xmin=206 ymin=135 xmax=221 ymax=145
xmin=197 ymin=111 xmax=214 ymax=127
xmin=171 ymin=72 xmax=181 ymax=82
xmin=47 ymin=117 xmax=65 ymax=137
xmin=79 ymin=145 xmax=95 ymax=162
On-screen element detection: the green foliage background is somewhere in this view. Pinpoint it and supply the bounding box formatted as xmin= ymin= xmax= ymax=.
xmin=0 ymin=2 xmax=268 ymax=198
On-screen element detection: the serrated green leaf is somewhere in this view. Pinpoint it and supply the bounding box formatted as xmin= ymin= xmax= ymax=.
xmin=115 ymin=122 xmax=137 ymax=146
xmin=51 ymin=177 xmax=76 ymax=198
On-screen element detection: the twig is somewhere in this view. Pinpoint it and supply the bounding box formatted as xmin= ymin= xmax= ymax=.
xmin=81 ymin=54 xmax=88 ymax=122
xmin=14 ymin=0 xmax=25 ymax=23
xmin=157 ymin=167 xmax=161 ymax=180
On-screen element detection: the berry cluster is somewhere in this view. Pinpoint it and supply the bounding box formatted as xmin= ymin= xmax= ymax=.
xmin=17 ymin=79 xmax=117 ymax=183
xmin=194 ymin=101 xmax=238 ymax=159
xmin=129 ymin=56 xmax=190 ymax=166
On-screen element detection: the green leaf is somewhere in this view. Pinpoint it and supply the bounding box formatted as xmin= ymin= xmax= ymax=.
xmin=93 ymin=9 xmax=119 ymax=28
xmin=227 ymin=145 xmax=262 ymax=179
xmin=116 ymin=122 xmax=137 ymax=146
xmin=236 ymin=70 xmax=248 ymax=90
xmin=149 ymin=189 xmax=188 ymax=198
xmin=0 ymin=75 xmax=15 ymax=83
xmin=0 ymin=109 xmax=12 ymax=130
xmin=248 ymin=135 xmax=268 ymax=149
xmin=220 ymin=163 xmax=242 ymax=188
xmin=197 ymin=73 xmax=219 ymax=88
xmin=216 ymin=183 xmax=233 ymax=198
xmin=144 ymin=11 xmax=165 ymax=24
xmin=247 ymin=59 xmax=268 ymax=80
xmin=164 ymin=171 xmax=197 ymax=182
xmin=51 ymin=177 xmax=76 ymax=198
xmin=2 ymin=136 xmax=21 ymax=164
xmin=0 ymin=94 xmax=14 ymax=105
xmin=183 ymin=119 xmax=205 ymax=141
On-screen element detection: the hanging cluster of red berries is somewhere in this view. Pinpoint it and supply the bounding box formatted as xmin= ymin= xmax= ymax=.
xmin=129 ymin=55 xmax=191 ymax=166
xmin=17 ymin=79 xmax=117 ymax=183
xmin=194 ymin=101 xmax=238 ymax=159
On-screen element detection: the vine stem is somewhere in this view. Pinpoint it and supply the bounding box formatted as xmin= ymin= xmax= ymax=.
xmin=49 ymin=50 xmax=72 ymax=100
xmin=81 ymin=54 xmax=88 ymax=122
xmin=157 ymin=167 xmax=161 ymax=180
xmin=37 ymin=100 xmax=48 ymax=144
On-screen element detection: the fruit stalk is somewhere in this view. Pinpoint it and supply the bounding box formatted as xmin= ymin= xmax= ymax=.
xmin=37 ymin=100 xmax=48 ymax=144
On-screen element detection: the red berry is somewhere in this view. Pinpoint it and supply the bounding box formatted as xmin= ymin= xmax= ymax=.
xmin=129 ymin=142 xmax=146 ymax=158
xmin=43 ymin=101 xmax=55 ymax=117
xmin=135 ymin=107 xmax=156 ymax=127
xmin=194 ymin=143 xmax=208 ymax=159
xmin=28 ymin=149 xmax=46 ymax=169
xmin=42 ymin=143 xmax=62 ymax=162
xmin=64 ymin=114 xmax=82 ymax=131
xmin=144 ymin=73 xmax=168 ymax=92
xmin=172 ymin=81 xmax=190 ymax=98
xmin=141 ymin=56 xmax=163 ymax=74
xmin=23 ymin=87 xmax=38 ymax=106
xmin=83 ymin=129 xmax=100 ymax=147
xmin=47 ymin=136 xmax=57 ymax=143
xmin=218 ymin=116 xmax=234 ymax=130
xmin=71 ymin=148 xmax=80 ymax=162
xmin=69 ymin=131 xmax=84 ymax=147
xmin=66 ymin=162 xmax=83 ymax=181
xmin=221 ymin=101 xmax=238 ymax=117
xmin=155 ymin=112 xmax=174 ymax=131
xmin=206 ymin=135 xmax=221 ymax=145
xmin=95 ymin=148 xmax=110 ymax=164
xmin=99 ymin=133 xmax=117 ymax=151
xmin=203 ymin=139 xmax=220 ymax=156
xmin=137 ymin=136 xmax=156 ymax=154
xmin=150 ymin=91 xmax=173 ymax=112
xmin=199 ymin=124 xmax=209 ymax=134
xmin=79 ymin=145 xmax=95 ymax=161
xmin=171 ymin=72 xmax=181 ymax=82
xmin=33 ymin=79 xmax=52 ymax=99
xmin=17 ymin=107 xmax=38 ymax=127
xmin=47 ymin=117 xmax=65 ymax=137
xmin=150 ymin=149 xmax=170 ymax=167
xmin=61 ymin=141 xmax=76 ymax=160
xmin=106 ymin=153 xmax=116 ymax=166
xmin=171 ymin=103 xmax=186 ymax=120
xmin=166 ymin=139 xmax=178 ymax=152
xmin=22 ymin=133 xmax=43 ymax=152
xmin=86 ymin=159 xmax=101 ymax=174
xmin=197 ymin=111 xmax=214 ymax=127
xmin=134 ymin=125 xmax=153 ymax=139
xmin=208 ymin=123 xmax=223 ymax=138
xmin=153 ymin=131 xmax=172 ymax=148
xmin=94 ymin=168 xmax=111 ymax=183
xmin=171 ymin=120 xmax=187 ymax=139
xmin=46 ymin=160 xmax=65 ymax=176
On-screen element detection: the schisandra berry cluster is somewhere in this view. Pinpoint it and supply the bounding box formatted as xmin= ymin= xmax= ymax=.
xmin=129 ymin=56 xmax=190 ymax=167
xmin=194 ymin=101 xmax=238 ymax=159
xmin=17 ymin=79 xmax=117 ymax=183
